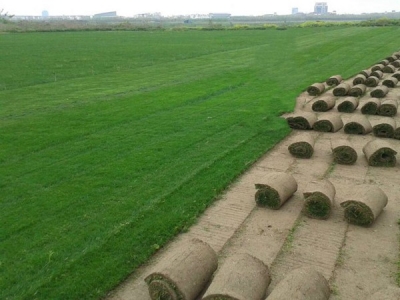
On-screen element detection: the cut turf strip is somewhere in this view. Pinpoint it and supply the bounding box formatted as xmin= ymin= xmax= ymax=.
xmin=343 ymin=115 xmax=372 ymax=135
xmin=331 ymin=139 xmax=358 ymax=165
xmin=286 ymin=112 xmax=318 ymax=130
xmin=313 ymin=114 xmax=343 ymax=133
xmin=307 ymin=83 xmax=325 ymax=96
xmin=377 ymin=99 xmax=398 ymax=117
xmin=337 ymin=96 xmax=359 ymax=113
xmin=372 ymin=117 xmax=396 ymax=138
xmin=340 ymin=185 xmax=388 ymax=226
xmin=288 ymin=133 xmax=315 ymax=158
xmin=303 ymin=179 xmax=335 ymax=220
xmin=255 ymin=172 xmax=298 ymax=210
xmin=361 ymin=98 xmax=381 ymax=115
xmin=362 ymin=139 xmax=397 ymax=167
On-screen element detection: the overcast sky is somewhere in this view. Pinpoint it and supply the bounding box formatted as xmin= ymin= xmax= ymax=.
xmin=2 ymin=0 xmax=399 ymax=16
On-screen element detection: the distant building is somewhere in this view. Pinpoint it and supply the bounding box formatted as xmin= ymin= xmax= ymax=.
xmin=93 ymin=11 xmax=117 ymax=18
xmin=292 ymin=8 xmax=299 ymax=14
xmin=314 ymin=2 xmax=328 ymax=14
xmin=209 ymin=13 xmax=231 ymax=19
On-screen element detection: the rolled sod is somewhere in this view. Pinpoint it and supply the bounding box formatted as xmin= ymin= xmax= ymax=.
xmin=365 ymin=76 xmax=380 ymax=87
xmin=359 ymin=69 xmax=371 ymax=78
xmin=333 ymin=83 xmax=351 ymax=96
xmin=267 ymin=267 xmax=330 ymax=300
xmin=392 ymin=71 xmax=400 ymax=80
xmin=145 ymin=238 xmax=218 ymax=300
xmin=370 ymin=85 xmax=389 ymax=98
xmin=386 ymin=55 xmax=398 ymax=62
xmin=394 ymin=127 xmax=400 ymax=140
xmin=361 ymin=98 xmax=381 ymax=115
xmin=255 ymin=172 xmax=298 ymax=209
xmin=383 ymin=64 xmax=396 ymax=73
xmin=312 ymin=95 xmax=336 ymax=112
xmin=307 ymin=83 xmax=325 ymax=96
xmin=303 ymin=179 xmax=336 ymax=219
xmin=371 ymin=64 xmax=385 ymax=71
xmin=379 ymin=59 xmax=389 ymax=66
xmin=371 ymin=70 xmax=383 ymax=79
xmin=382 ymin=77 xmax=398 ymax=88
xmin=313 ymin=114 xmax=343 ymax=132
xmin=286 ymin=112 xmax=317 ymax=130
xmin=390 ymin=60 xmax=400 ymax=68
xmin=202 ymin=253 xmax=270 ymax=300
xmin=367 ymin=286 xmax=400 ymax=300
xmin=288 ymin=133 xmax=315 ymax=158
xmin=340 ymin=185 xmax=388 ymax=226
xmin=326 ymin=75 xmax=342 ymax=86
xmin=337 ymin=96 xmax=359 ymax=113
xmin=372 ymin=117 xmax=396 ymax=138
xmin=348 ymin=84 xmax=366 ymax=97
xmin=343 ymin=115 xmax=372 ymax=135
xmin=331 ymin=139 xmax=358 ymax=165
xmin=393 ymin=51 xmax=400 ymax=58
xmin=352 ymin=74 xmax=366 ymax=85
xmin=363 ymin=139 xmax=397 ymax=167
xmin=378 ymin=99 xmax=398 ymax=117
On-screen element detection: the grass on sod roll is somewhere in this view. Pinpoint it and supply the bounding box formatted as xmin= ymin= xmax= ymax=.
xmin=2 ymin=27 xmax=400 ymax=300
xmin=304 ymin=193 xmax=332 ymax=219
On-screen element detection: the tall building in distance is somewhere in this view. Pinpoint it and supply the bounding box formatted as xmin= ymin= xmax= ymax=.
xmin=314 ymin=2 xmax=328 ymax=14
xmin=292 ymin=8 xmax=299 ymax=15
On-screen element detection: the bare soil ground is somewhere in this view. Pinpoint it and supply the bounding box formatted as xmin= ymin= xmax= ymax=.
xmin=107 ymin=72 xmax=400 ymax=300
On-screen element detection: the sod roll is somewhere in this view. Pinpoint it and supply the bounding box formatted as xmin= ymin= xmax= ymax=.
xmin=370 ymin=85 xmax=389 ymax=98
xmin=361 ymin=98 xmax=381 ymax=115
xmin=359 ymin=69 xmax=371 ymax=78
xmin=145 ymin=238 xmax=218 ymax=300
xmin=202 ymin=253 xmax=270 ymax=300
xmin=267 ymin=267 xmax=330 ymax=300
xmin=340 ymin=185 xmax=388 ymax=226
xmin=365 ymin=76 xmax=380 ymax=87
xmin=343 ymin=114 xmax=372 ymax=135
xmin=331 ymin=139 xmax=358 ymax=165
xmin=312 ymin=95 xmax=336 ymax=112
xmin=383 ymin=64 xmax=396 ymax=73
xmin=372 ymin=117 xmax=396 ymax=138
xmin=333 ymin=83 xmax=351 ymax=96
xmin=326 ymin=75 xmax=342 ymax=86
xmin=255 ymin=172 xmax=298 ymax=209
xmin=371 ymin=64 xmax=385 ymax=71
xmin=307 ymin=83 xmax=325 ymax=96
xmin=379 ymin=59 xmax=389 ymax=66
xmin=286 ymin=112 xmax=318 ymax=130
xmin=363 ymin=139 xmax=397 ymax=167
xmin=348 ymin=84 xmax=366 ymax=97
xmin=303 ymin=179 xmax=336 ymax=220
xmin=288 ymin=133 xmax=315 ymax=158
xmin=352 ymin=74 xmax=366 ymax=85
xmin=337 ymin=96 xmax=359 ymax=113
xmin=394 ymin=51 xmax=400 ymax=58
xmin=390 ymin=60 xmax=400 ymax=68
xmin=394 ymin=127 xmax=400 ymax=140
xmin=367 ymin=286 xmax=400 ymax=300
xmin=378 ymin=99 xmax=398 ymax=117
xmin=392 ymin=71 xmax=400 ymax=80
xmin=371 ymin=70 xmax=383 ymax=79
xmin=382 ymin=77 xmax=398 ymax=88
xmin=313 ymin=114 xmax=343 ymax=132
xmin=386 ymin=55 xmax=398 ymax=62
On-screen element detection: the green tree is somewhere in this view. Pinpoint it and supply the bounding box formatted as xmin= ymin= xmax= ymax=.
xmin=0 ymin=8 xmax=14 ymax=23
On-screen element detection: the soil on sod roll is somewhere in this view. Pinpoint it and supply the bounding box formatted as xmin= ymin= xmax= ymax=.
xmin=359 ymin=69 xmax=371 ymax=78
xmin=371 ymin=70 xmax=383 ymax=79
xmin=267 ymin=267 xmax=330 ymax=300
xmin=361 ymin=98 xmax=381 ymax=115
xmin=326 ymin=75 xmax=343 ymax=86
xmin=313 ymin=114 xmax=343 ymax=132
xmin=145 ymin=239 xmax=218 ymax=300
xmin=382 ymin=77 xmax=398 ymax=88
xmin=254 ymin=172 xmax=298 ymax=210
xmin=365 ymin=76 xmax=380 ymax=87
xmin=372 ymin=117 xmax=396 ymax=138
xmin=303 ymin=179 xmax=336 ymax=220
xmin=202 ymin=253 xmax=270 ymax=300
xmin=307 ymin=83 xmax=325 ymax=96
xmin=333 ymin=83 xmax=351 ymax=96
xmin=286 ymin=112 xmax=317 ymax=130
xmin=312 ymin=95 xmax=336 ymax=112
xmin=378 ymin=99 xmax=398 ymax=117
xmin=288 ymin=133 xmax=315 ymax=158
xmin=337 ymin=96 xmax=359 ymax=113
xmin=331 ymin=139 xmax=358 ymax=165
xmin=340 ymin=185 xmax=388 ymax=226
xmin=392 ymin=71 xmax=400 ymax=80
xmin=343 ymin=115 xmax=372 ymax=135
xmin=352 ymin=74 xmax=366 ymax=85
xmin=370 ymin=85 xmax=389 ymax=98
xmin=371 ymin=64 xmax=385 ymax=71
xmin=362 ymin=139 xmax=397 ymax=167
xmin=348 ymin=84 xmax=366 ymax=97
xmin=382 ymin=64 xmax=396 ymax=73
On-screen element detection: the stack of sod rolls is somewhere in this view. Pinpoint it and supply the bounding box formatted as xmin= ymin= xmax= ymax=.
xmin=363 ymin=139 xmax=397 ymax=167
xmin=303 ymin=179 xmax=336 ymax=220
xmin=361 ymin=98 xmax=381 ymax=115
xmin=266 ymin=267 xmax=330 ymax=300
xmin=288 ymin=133 xmax=315 ymax=158
xmin=145 ymin=239 xmax=218 ymax=300
xmin=343 ymin=114 xmax=372 ymax=135
xmin=286 ymin=112 xmax=317 ymax=130
xmin=313 ymin=114 xmax=343 ymax=132
xmin=331 ymin=139 xmax=358 ymax=165
xmin=202 ymin=253 xmax=270 ymax=300
xmin=340 ymin=185 xmax=388 ymax=226
xmin=255 ymin=172 xmax=298 ymax=210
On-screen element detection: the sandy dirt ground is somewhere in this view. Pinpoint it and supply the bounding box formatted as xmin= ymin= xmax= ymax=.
xmin=107 ymin=69 xmax=400 ymax=299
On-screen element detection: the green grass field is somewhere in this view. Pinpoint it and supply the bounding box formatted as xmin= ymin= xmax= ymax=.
xmin=1 ymin=27 xmax=400 ymax=299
